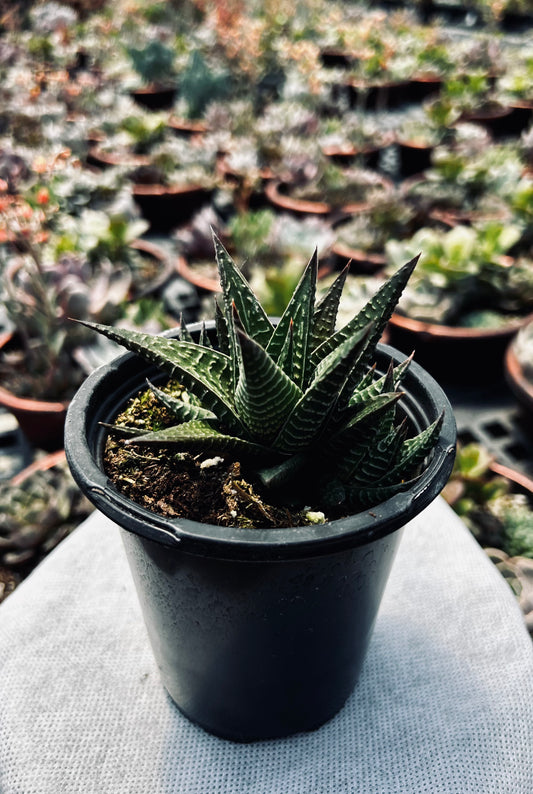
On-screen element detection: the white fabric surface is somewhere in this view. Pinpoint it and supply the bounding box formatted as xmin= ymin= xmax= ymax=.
xmin=1 ymin=497 xmax=532 ymax=794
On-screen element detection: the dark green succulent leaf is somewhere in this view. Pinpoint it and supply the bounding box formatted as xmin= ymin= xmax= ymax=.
xmin=266 ymin=250 xmax=317 ymax=388
xmin=234 ymin=329 xmax=302 ymax=444
xmin=124 ymin=419 xmax=275 ymax=458
xmin=310 ymin=256 xmax=419 ymax=378
xmin=349 ymin=419 xmax=408 ymax=485
xmin=276 ymin=320 xmax=294 ymax=380
xmin=325 ymin=392 xmax=404 ymax=482
xmin=178 ymin=316 xmax=194 ymax=343
xmin=311 ymin=265 xmax=349 ymax=349
xmin=273 ymin=323 xmax=373 ymax=454
xmin=347 ymin=355 xmax=413 ymax=409
xmin=147 ymin=380 xmax=217 ymax=422
xmin=345 ymin=477 xmax=421 ymax=510
xmin=376 ymin=413 xmax=445 ymax=486
xmin=99 ymin=422 xmax=145 ymax=438
xmin=348 ymin=365 xmax=392 ymax=408
xmin=199 ymin=322 xmax=213 ymax=348
xmin=214 ymin=298 xmax=230 ymax=357
xmin=75 ymin=321 xmax=243 ymax=433
xmin=257 ymin=451 xmax=309 ymax=492
xmin=212 ymin=231 xmax=273 ymax=348
xmin=352 ymin=364 xmax=376 ymax=395
xmin=392 ymin=352 xmax=414 ymax=388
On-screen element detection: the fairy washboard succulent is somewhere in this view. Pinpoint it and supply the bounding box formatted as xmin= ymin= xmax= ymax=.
xmin=81 ymin=234 xmax=442 ymax=514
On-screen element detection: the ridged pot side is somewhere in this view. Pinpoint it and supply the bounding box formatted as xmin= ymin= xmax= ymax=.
xmin=120 ymin=520 xmax=403 ymax=741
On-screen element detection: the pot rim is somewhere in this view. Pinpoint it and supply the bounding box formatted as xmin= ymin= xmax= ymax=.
xmin=0 ymin=333 xmax=69 ymax=411
xmin=65 ymin=324 xmax=456 ymax=560
xmin=504 ymin=341 xmax=533 ymax=413
xmin=390 ymin=310 xmax=533 ymax=341
xmin=131 ymin=182 xmax=208 ymax=197
xmin=265 ymin=174 xmax=394 ymax=217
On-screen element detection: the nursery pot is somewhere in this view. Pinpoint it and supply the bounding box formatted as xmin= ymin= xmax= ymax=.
xmin=64 ymin=325 xmax=456 ymax=742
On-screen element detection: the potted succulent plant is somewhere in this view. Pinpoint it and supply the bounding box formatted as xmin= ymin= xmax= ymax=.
xmin=129 ymin=135 xmax=219 ymax=231
xmin=442 ymin=441 xmax=533 ymax=634
xmin=266 ymin=160 xmax=394 ymax=217
xmin=331 ymin=191 xmax=420 ymax=273
xmin=496 ymin=51 xmax=533 ymax=134
xmin=0 ymin=449 xmax=93 ymax=598
xmin=439 ymin=71 xmax=514 ymax=138
xmin=384 ymin=222 xmax=533 ymax=382
xmin=126 ymin=39 xmax=178 ymax=109
xmin=0 ymin=185 xmax=171 ymax=448
xmin=318 ymin=112 xmax=394 ymax=170
xmin=65 ymin=235 xmax=455 ymax=742
xmin=505 ymin=318 xmax=533 ymax=415
xmin=401 ymin=133 xmax=523 ymax=225
xmin=87 ymin=108 xmax=169 ymax=169
xmin=176 ymin=206 xmax=335 ymax=304
xmin=170 ymin=49 xmax=231 ymax=125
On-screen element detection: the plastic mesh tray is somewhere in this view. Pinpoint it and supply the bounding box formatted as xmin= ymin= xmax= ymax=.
xmin=445 ymin=381 xmax=533 ymax=479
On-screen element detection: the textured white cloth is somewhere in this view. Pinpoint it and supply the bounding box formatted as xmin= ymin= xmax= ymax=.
xmin=1 ymin=497 xmax=532 ymax=794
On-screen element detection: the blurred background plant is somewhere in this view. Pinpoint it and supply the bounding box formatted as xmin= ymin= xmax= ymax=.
xmin=0 ymin=453 xmax=94 ymax=602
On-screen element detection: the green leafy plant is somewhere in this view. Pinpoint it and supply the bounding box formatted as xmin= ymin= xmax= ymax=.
xmin=441 ymin=71 xmax=497 ymax=114
xmin=176 ymin=50 xmax=231 ymax=119
xmin=443 ymin=443 xmax=533 ymax=559
xmin=386 ymin=222 xmax=533 ymax=326
xmin=126 ymin=40 xmax=176 ymax=87
xmin=78 ymin=235 xmax=443 ymax=516
xmin=289 ymin=163 xmax=392 ymax=209
xmin=0 ymin=458 xmax=93 ymax=574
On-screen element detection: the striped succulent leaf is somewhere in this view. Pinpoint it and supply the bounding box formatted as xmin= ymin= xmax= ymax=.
xmin=80 ymin=233 xmax=443 ymax=513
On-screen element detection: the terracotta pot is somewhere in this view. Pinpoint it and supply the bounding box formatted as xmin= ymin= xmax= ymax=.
xmin=132 ymin=183 xmax=213 ymax=232
xmin=504 ymin=340 xmax=533 ymax=416
xmin=167 ymin=115 xmax=208 ymax=137
xmin=505 ymin=100 xmax=533 ymax=137
xmin=458 ymin=104 xmax=515 ymax=140
xmin=405 ymin=73 xmax=443 ymax=103
xmin=344 ymin=78 xmax=413 ymax=111
xmin=331 ymin=239 xmax=386 ymax=274
xmin=489 ymin=460 xmax=533 ymax=496
xmin=321 ymin=133 xmax=394 ymax=171
xmin=387 ymin=312 xmax=533 ymax=385
xmin=0 ymin=332 xmax=69 ymax=451
xmin=86 ymin=145 xmax=150 ymax=170
xmin=129 ymin=238 xmax=175 ymax=298
xmin=177 ymin=252 xmax=334 ymax=294
xmin=395 ymin=139 xmax=436 ymax=179
xmin=265 ymin=173 xmax=394 ymax=218
xmin=130 ymin=85 xmax=177 ymax=111
xmin=10 ymin=449 xmax=67 ymax=487
xmin=400 ymin=174 xmax=511 ymax=226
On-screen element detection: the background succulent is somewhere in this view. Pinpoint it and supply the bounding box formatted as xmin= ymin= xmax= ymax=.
xmin=80 ymin=235 xmax=443 ymax=515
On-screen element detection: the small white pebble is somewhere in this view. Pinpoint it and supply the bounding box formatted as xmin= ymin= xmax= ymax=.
xmin=200 ymin=456 xmax=225 ymax=469
xmin=306 ymin=511 xmax=326 ymax=524
xmin=230 ymin=510 xmax=237 ymax=518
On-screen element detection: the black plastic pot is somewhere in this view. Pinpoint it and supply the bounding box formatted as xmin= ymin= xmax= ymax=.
xmin=64 ymin=324 xmax=456 ymax=742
